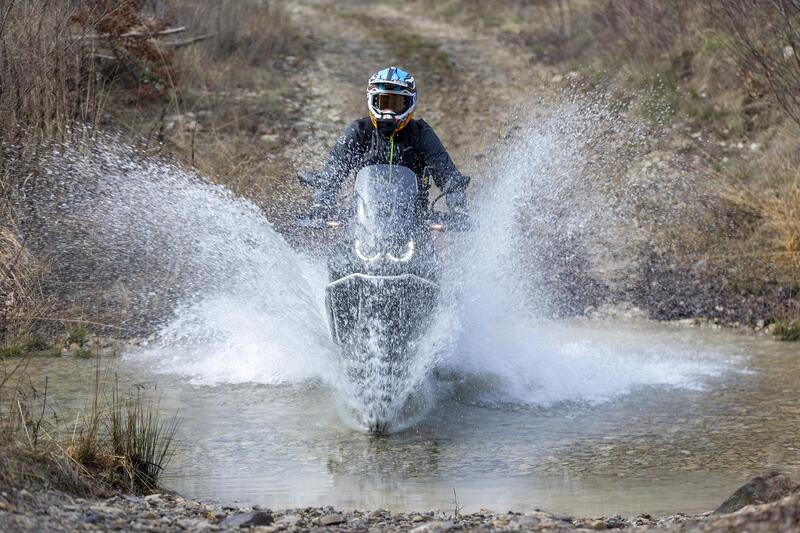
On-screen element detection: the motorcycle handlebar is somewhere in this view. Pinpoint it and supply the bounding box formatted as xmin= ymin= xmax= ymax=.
xmin=294 ymin=211 xmax=474 ymax=232
xmin=428 ymin=211 xmax=474 ymax=232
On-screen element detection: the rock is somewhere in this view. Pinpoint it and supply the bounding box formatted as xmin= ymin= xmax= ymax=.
xmin=220 ymin=511 xmax=274 ymax=528
xmin=512 ymin=515 xmax=539 ymax=525
xmin=410 ymin=520 xmax=453 ymax=532
xmin=605 ymin=514 xmax=625 ymax=528
xmin=583 ymin=520 xmax=607 ymax=531
xmin=279 ymin=513 xmax=301 ymax=525
xmin=89 ymin=504 xmax=124 ymax=515
xmin=260 ymin=133 xmax=280 ymax=146
xmin=319 ymin=513 xmax=346 ymax=526
xmin=144 ymin=494 xmax=163 ymax=504
xmin=177 ymin=517 xmax=211 ymax=530
xmin=715 ymin=471 xmax=799 ymax=514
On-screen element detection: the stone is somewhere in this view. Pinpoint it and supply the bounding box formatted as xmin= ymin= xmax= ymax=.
xmin=279 ymin=513 xmax=301 ymax=525
xmin=260 ymin=133 xmax=280 ymax=145
xmin=583 ymin=519 xmax=607 ymax=530
xmin=512 ymin=515 xmax=539 ymax=525
xmin=410 ymin=520 xmax=453 ymax=532
xmin=178 ymin=517 xmax=211 ymax=530
xmin=319 ymin=513 xmax=346 ymax=526
xmin=715 ymin=471 xmax=799 ymax=514
xmin=605 ymin=514 xmax=625 ymax=528
xmin=89 ymin=504 xmax=124 ymax=515
xmin=220 ymin=511 xmax=274 ymax=528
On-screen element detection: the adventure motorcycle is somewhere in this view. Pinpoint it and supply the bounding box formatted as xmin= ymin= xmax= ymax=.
xmin=298 ymin=164 xmax=471 ymax=431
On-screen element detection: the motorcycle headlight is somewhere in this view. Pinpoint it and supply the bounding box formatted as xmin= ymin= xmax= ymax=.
xmin=386 ymin=240 xmax=414 ymax=262
xmin=355 ymin=239 xmax=381 ymax=262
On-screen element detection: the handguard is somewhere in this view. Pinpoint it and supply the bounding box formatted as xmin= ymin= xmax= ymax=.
xmin=428 ymin=211 xmax=474 ymax=232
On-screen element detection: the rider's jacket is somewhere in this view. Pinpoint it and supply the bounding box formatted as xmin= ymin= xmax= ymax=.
xmin=315 ymin=117 xmax=468 ymax=207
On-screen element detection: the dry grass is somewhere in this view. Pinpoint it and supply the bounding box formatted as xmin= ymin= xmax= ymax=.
xmin=1 ymin=350 xmax=179 ymax=495
xmin=185 ymin=0 xmax=294 ymax=68
xmin=1 ymin=0 xmax=301 ymax=346
xmin=0 ymin=226 xmax=53 ymax=349
xmin=153 ymin=0 xmax=302 ymax=203
xmin=0 ymin=1 xmax=105 ymax=148
xmin=721 ymin=129 xmax=800 ymax=270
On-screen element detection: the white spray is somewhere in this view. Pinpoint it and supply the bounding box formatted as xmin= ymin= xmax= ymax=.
xmin=20 ymin=96 xmax=728 ymax=432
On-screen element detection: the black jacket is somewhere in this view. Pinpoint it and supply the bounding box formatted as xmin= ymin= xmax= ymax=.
xmin=315 ymin=117 xmax=468 ymax=206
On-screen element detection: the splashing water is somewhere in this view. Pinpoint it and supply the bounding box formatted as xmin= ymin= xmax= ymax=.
xmin=18 ymin=95 xmax=734 ymax=432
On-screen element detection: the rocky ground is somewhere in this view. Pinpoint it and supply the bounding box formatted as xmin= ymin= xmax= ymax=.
xmin=2 ymin=472 xmax=798 ymax=532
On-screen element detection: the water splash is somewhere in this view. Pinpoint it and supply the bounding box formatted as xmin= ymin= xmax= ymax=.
xmin=17 ymin=93 xmax=736 ymax=431
xmin=23 ymin=136 xmax=336 ymax=385
xmin=430 ymin=93 xmax=730 ymax=407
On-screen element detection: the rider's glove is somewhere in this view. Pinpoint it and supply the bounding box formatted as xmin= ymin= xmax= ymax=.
xmin=442 ymin=174 xmax=470 ymax=213
xmin=445 ymin=189 xmax=468 ymax=213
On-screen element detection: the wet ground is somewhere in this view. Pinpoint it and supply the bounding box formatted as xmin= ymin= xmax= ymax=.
xmin=19 ymin=319 xmax=800 ymax=517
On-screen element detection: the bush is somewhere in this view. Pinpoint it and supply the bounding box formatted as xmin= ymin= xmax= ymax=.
xmin=712 ymin=0 xmax=800 ymax=129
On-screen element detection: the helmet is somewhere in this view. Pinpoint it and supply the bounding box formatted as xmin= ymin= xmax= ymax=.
xmin=367 ymin=66 xmax=417 ymax=136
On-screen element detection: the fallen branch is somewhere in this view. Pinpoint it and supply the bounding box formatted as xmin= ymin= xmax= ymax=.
xmin=162 ymin=34 xmax=214 ymax=48
xmin=78 ymin=26 xmax=187 ymax=40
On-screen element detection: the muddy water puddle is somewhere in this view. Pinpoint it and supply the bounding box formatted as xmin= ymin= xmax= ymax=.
xmin=16 ymin=321 xmax=800 ymax=517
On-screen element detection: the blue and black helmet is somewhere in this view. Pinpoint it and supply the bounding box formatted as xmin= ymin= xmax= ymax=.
xmin=367 ymin=66 xmax=417 ymax=134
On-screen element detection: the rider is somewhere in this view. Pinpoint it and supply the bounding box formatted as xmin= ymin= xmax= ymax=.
xmin=308 ymin=66 xmax=469 ymax=213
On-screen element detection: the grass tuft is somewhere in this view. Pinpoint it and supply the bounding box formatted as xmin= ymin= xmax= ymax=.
xmin=773 ymin=320 xmax=800 ymax=342
xmin=3 ymin=351 xmax=179 ymax=495
xmin=110 ymin=381 xmax=180 ymax=493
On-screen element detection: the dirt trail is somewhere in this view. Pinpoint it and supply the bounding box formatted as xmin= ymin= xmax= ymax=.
xmin=283 ymin=0 xmax=552 ymax=179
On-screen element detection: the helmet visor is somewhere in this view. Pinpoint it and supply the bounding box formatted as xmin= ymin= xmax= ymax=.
xmin=374 ymin=93 xmax=408 ymax=114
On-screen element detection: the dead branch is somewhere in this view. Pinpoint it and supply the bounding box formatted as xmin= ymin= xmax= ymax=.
xmin=161 ymin=34 xmax=213 ymax=48
xmin=78 ymin=25 xmax=186 ymax=40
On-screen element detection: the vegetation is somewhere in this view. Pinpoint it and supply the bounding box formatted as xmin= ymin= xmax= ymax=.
xmin=773 ymin=319 xmax=800 ymax=342
xmin=0 ymin=0 xmax=300 ymax=347
xmin=1 ymin=351 xmax=178 ymax=494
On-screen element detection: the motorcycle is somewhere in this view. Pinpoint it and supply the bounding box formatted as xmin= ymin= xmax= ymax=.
xmin=298 ymin=164 xmax=471 ymax=431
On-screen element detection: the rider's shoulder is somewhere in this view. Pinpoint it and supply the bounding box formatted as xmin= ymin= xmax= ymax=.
xmin=350 ymin=117 xmax=373 ymax=130
xmin=412 ymin=118 xmax=437 ymax=136
xmin=339 ymin=118 xmax=373 ymax=141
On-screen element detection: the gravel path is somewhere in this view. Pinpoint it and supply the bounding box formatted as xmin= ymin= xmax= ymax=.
xmin=2 ymin=482 xmax=799 ymax=532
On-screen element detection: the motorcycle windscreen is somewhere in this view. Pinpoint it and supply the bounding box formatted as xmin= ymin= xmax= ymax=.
xmin=354 ymin=165 xmax=418 ymax=240
xmin=325 ymin=274 xmax=438 ymax=347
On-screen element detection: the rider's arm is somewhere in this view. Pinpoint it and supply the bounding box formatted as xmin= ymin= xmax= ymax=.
xmin=316 ymin=119 xmax=367 ymax=205
xmin=417 ymin=120 xmax=469 ymax=210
